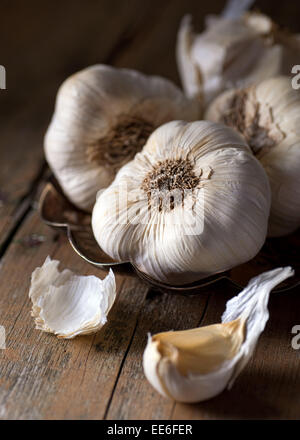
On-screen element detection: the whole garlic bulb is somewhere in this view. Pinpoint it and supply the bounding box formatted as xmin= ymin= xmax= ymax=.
xmin=177 ymin=12 xmax=300 ymax=105
xmin=44 ymin=65 xmax=200 ymax=212
xmin=206 ymin=76 xmax=300 ymax=237
xmin=143 ymin=267 xmax=294 ymax=403
xmin=92 ymin=120 xmax=271 ymax=285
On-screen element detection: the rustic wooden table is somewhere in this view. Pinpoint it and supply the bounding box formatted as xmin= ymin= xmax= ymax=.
xmin=0 ymin=0 xmax=299 ymax=420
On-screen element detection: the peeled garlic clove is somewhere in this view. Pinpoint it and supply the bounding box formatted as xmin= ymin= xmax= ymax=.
xmin=29 ymin=256 xmax=116 ymax=338
xmin=45 ymin=65 xmax=200 ymax=212
xmin=92 ymin=120 xmax=270 ymax=285
xmin=143 ymin=266 xmax=294 ymax=403
xmin=206 ymin=76 xmax=300 ymax=237
xmin=177 ymin=12 xmax=300 ymax=105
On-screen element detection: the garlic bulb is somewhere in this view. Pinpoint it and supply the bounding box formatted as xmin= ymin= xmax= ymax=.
xmin=143 ymin=266 xmax=294 ymax=403
xmin=177 ymin=12 xmax=300 ymax=105
xmin=44 ymin=65 xmax=200 ymax=212
xmin=29 ymin=257 xmax=116 ymax=338
xmin=92 ymin=120 xmax=271 ymax=285
xmin=206 ymin=76 xmax=300 ymax=237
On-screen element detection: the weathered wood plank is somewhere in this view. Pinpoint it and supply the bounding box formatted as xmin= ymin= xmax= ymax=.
xmin=0 ymin=209 xmax=149 ymax=419
xmin=0 ymin=120 xmax=47 ymax=252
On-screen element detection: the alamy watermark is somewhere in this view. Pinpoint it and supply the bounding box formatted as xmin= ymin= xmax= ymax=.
xmin=291 ymin=65 xmax=300 ymax=90
xmin=291 ymin=325 xmax=300 ymax=351
xmin=0 ymin=325 xmax=5 ymax=349
xmin=0 ymin=65 xmax=6 ymax=89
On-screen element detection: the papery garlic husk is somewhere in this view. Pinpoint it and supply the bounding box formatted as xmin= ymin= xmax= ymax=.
xmin=44 ymin=64 xmax=200 ymax=212
xmin=206 ymin=76 xmax=300 ymax=237
xmin=143 ymin=266 xmax=294 ymax=403
xmin=92 ymin=120 xmax=271 ymax=285
xmin=177 ymin=12 xmax=300 ymax=105
xmin=29 ymin=256 xmax=116 ymax=338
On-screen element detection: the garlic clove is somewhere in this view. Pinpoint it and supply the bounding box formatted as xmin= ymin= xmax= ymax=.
xmin=143 ymin=267 xmax=294 ymax=403
xmin=45 ymin=65 xmax=201 ymax=212
xmin=29 ymin=256 xmax=116 ymax=338
xmin=92 ymin=120 xmax=271 ymax=285
xmin=205 ymin=76 xmax=300 ymax=237
xmin=150 ymin=319 xmax=245 ymax=376
xmin=176 ymin=12 xmax=299 ymax=106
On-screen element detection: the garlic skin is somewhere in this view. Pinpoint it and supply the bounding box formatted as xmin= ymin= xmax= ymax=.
xmin=29 ymin=257 xmax=116 ymax=338
xmin=92 ymin=120 xmax=271 ymax=285
xmin=177 ymin=12 xmax=300 ymax=105
xmin=143 ymin=267 xmax=294 ymax=403
xmin=44 ymin=65 xmax=200 ymax=212
xmin=206 ymin=76 xmax=300 ymax=237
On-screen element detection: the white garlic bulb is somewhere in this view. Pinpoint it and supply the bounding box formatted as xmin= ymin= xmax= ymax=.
xmin=92 ymin=120 xmax=271 ymax=285
xmin=44 ymin=65 xmax=200 ymax=212
xmin=29 ymin=257 xmax=116 ymax=338
xmin=176 ymin=12 xmax=300 ymax=105
xmin=143 ymin=266 xmax=294 ymax=403
xmin=206 ymin=76 xmax=300 ymax=237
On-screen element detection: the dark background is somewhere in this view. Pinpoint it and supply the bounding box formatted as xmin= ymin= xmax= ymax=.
xmin=1 ymin=0 xmax=300 ymax=125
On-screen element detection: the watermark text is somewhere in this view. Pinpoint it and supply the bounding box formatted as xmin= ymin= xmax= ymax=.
xmin=0 ymin=65 xmax=6 ymax=89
